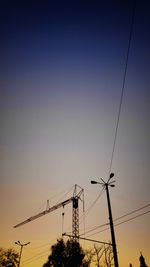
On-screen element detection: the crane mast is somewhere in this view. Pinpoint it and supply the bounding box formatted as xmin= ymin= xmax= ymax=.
xmin=14 ymin=184 xmax=84 ymax=241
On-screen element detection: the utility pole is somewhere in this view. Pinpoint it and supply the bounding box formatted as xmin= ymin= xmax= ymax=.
xmin=91 ymin=173 xmax=119 ymax=267
xmin=15 ymin=240 xmax=30 ymax=267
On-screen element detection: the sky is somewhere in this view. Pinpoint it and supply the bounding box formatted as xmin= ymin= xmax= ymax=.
xmin=0 ymin=0 xmax=150 ymax=266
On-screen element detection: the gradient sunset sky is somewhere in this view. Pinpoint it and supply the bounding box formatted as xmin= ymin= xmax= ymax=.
xmin=0 ymin=0 xmax=150 ymax=266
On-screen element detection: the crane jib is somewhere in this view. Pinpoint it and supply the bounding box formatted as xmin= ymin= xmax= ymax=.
xmin=13 ymin=197 xmax=74 ymax=228
xmin=13 ymin=184 xmax=84 ymax=242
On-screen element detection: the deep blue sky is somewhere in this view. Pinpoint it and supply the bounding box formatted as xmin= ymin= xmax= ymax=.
xmin=1 ymin=0 xmax=150 ymax=105
xmin=1 ymin=1 xmax=137 ymax=83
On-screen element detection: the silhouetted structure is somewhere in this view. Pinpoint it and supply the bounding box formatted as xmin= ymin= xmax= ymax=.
xmin=14 ymin=185 xmax=84 ymax=241
xmin=91 ymin=173 xmax=119 ymax=267
xmin=139 ymin=253 xmax=148 ymax=267
xmin=15 ymin=241 xmax=30 ymax=267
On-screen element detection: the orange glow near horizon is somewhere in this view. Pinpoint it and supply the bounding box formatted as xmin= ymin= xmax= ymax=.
xmin=1 ymin=183 xmax=149 ymax=266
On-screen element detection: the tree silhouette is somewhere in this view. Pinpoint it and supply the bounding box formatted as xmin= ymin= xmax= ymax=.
xmin=43 ymin=238 xmax=85 ymax=267
xmin=83 ymin=248 xmax=95 ymax=267
xmin=76 ymin=243 xmax=113 ymax=267
xmin=103 ymin=244 xmax=113 ymax=267
xmin=0 ymin=248 xmax=19 ymax=267
xmin=91 ymin=244 xmax=113 ymax=267
xmin=93 ymin=244 xmax=104 ymax=267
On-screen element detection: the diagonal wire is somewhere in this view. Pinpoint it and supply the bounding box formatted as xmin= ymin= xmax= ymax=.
xmin=86 ymin=210 xmax=150 ymax=238
xmin=108 ymin=0 xmax=137 ymax=175
xmin=114 ymin=203 xmax=150 ymax=222
xmin=81 ymin=203 xmax=150 ymax=237
xmin=82 ymin=188 xmax=105 ymax=219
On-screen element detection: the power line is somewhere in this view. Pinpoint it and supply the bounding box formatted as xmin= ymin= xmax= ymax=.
xmin=114 ymin=203 xmax=150 ymax=222
xmin=21 ymin=207 xmax=150 ymax=266
xmin=25 ymin=242 xmax=51 ymax=251
xmin=80 ymin=203 xmax=150 ymax=237
xmin=114 ymin=210 xmax=150 ymax=227
xmin=21 ymin=237 xmax=58 ymax=266
xmin=108 ymin=0 xmax=136 ymax=174
xmin=80 ymin=222 xmax=109 ymax=237
xmin=86 ymin=209 xmax=150 ymax=238
xmin=81 ymin=188 xmax=105 ymax=220
xmin=21 ymin=249 xmax=50 ymax=266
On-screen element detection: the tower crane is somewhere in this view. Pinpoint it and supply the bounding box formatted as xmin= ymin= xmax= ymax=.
xmin=14 ymin=184 xmax=84 ymax=241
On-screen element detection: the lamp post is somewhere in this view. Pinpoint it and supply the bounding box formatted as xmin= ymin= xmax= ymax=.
xmin=91 ymin=173 xmax=119 ymax=267
xmin=15 ymin=240 xmax=30 ymax=267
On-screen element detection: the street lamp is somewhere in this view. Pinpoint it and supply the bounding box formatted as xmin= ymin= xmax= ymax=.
xmin=91 ymin=173 xmax=119 ymax=267
xmin=15 ymin=241 xmax=30 ymax=267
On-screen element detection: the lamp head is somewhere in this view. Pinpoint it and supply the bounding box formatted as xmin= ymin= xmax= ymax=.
xmin=109 ymin=173 xmax=114 ymax=179
xmin=91 ymin=180 xmax=98 ymax=184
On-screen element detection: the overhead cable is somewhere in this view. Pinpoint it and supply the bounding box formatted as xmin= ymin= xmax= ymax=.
xmin=80 ymin=203 xmax=150 ymax=237
xmin=109 ymin=0 xmax=136 ymax=174
xmin=86 ymin=209 xmax=150 ymax=238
